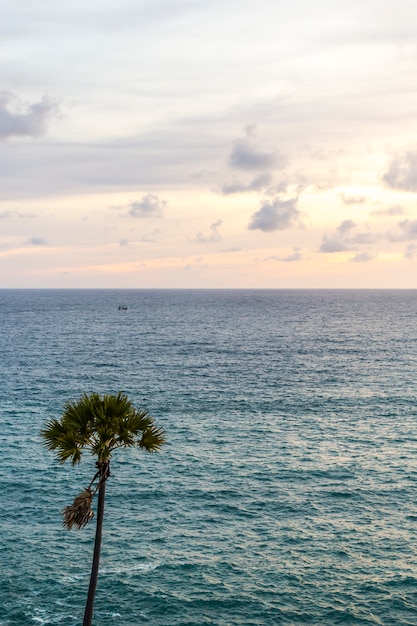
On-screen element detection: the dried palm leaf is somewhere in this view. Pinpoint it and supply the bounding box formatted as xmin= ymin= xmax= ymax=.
xmin=63 ymin=488 xmax=94 ymax=530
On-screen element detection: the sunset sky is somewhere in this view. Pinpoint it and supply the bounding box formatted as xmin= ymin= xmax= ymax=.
xmin=2 ymin=0 xmax=417 ymax=288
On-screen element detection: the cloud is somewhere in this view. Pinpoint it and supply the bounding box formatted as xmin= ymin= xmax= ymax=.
xmin=222 ymin=246 xmax=242 ymax=253
xmin=193 ymin=220 xmax=222 ymax=243
xmin=371 ymin=205 xmax=405 ymax=217
xmin=0 ymin=210 xmax=14 ymax=219
xmin=26 ymin=236 xmax=47 ymax=246
xmin=388 ymin=219 xmax=417 ymax=242
xmin=0 ymin=92 xmax=57 ymax=141
xmin=267 ymin=248 xmax=303 ymax=262
xmin=0 ymin=209 xmax=37 ymax=219
xmin=349 ymin=252 xmax=376 ymax=263
xmin=221 ymin=173 xmax=273 ymax=195
xmin=337 ymin=219 xmax=356 ymax=236
xmin=248 ymin=197 xmax=300 ymax=232
xmin=228 ymin=128 xmax=286 ymax=172
xmin=265 ymin=179 xmax=291 ymax=195
xmin=319 ymin=235 xmax=350 ymax=253
xmin=113 ymin=194 xmax=166 ymax=218
xmin=382 ymin=150 xmax=417 ymax=192
xmin=281 ymin=248 xmax=303 ymax=262
xmin=404 ymin=243 xmax=417 ymax=260
xmin=319 ymin=220 xmax=376 ymax=253
xmin=338 ymin=192 xmax=366 ymax=205
xmin=230 ymin=139 xmax=278 ymax=170
xmin=349 ymin=232 xmax=377 ymax=245
xmin=119 ymin=239 xmax=129 ymax=247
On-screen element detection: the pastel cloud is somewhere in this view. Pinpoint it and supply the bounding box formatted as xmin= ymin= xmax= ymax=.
xmin=319 ymin=236 xmax=350 ymax=253
xmin=371 ymin=205 xmax=405 ymax=217
xmin=193 ymin=220 xmax=222 ymax=243
xmin=0 ymin=92 xmax=57 ymax=141
xmin=383 ymin=150 xmax=417 ymax=192
xmin=0 ymin=209 xmax=37 ymax=219
xmin=221 ymin=173 xmax=273 ymax=195
xmin=338 ymin=192 xmax=366 ymax=205
xmin=248 ymin=198 xmax=300 ymax=232
xmin=388 ymin=219 xmax=417 ymax=241
xmin=404 ymin=243 xmax=417 ymax=260
xmin=228 ymin=127 xmax=286 ymax=173
xmin=230 ymin=139 xmax=278 ymax=171
xmin=113 ymin=194 xmax=166 ymax=218
xmin=349 ymin=252 xmax=376 ymax=263
xmin=26 ymin=236 xmax=47 ymax=246
xmin=320 ymin=220 xmax=377 ymax=253
xmin=266 ymin=248 xmax=303 ymax=262
xmin=280 ymin=248 xmax=302 ymax=262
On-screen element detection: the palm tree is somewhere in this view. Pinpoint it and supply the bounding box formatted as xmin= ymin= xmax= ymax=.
xmin=41 ymin=391 xmax=165 ymax=626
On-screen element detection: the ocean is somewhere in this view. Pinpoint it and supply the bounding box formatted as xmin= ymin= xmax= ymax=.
xmin=1 ymin=289 xmax=417 ymax=625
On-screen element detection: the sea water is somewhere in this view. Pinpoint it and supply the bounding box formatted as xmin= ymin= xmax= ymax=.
xmin=1 ymin=289 xmax=417 ymax=625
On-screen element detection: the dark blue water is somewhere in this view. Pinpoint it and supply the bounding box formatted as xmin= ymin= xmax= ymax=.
xmin=2 ymin=289 xmax=417 ymax=625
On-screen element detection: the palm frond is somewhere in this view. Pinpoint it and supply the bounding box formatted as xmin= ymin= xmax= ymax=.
xmin=61 ymin=397 xmax=95 ymax=441
xmin=138 ymin=424 xmax=166 ymax=452
xmin=129 ymin=409 xmax=153 ymax=434
xmin=41 ymin=418 xmax=68 ymax=451
xmin=41 ymin=420 xmax=82 ymax=465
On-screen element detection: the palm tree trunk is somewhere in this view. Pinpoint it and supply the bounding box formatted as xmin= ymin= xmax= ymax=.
xmin=83 ymin=462 xmax=109 ymax=626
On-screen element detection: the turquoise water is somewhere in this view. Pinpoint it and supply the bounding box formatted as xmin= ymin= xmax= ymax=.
xmin=2 ymin=289 xmax=417 ymax=625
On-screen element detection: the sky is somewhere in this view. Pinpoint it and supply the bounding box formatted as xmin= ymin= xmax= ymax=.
xmin=1 ymin=0 xmax=417 ymax=288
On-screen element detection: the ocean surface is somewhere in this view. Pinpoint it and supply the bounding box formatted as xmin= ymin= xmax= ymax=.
xmin=1 ymin=289 xmax=417 ymax=625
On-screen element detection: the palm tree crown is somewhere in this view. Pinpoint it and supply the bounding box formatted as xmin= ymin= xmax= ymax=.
xmin=42 ymin=391 xmax=165 ymax=465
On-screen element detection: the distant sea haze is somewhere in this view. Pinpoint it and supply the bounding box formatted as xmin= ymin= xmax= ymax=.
xmin=2 ymin=289 xmax=417 ymax=625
